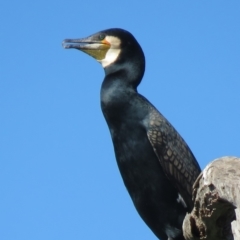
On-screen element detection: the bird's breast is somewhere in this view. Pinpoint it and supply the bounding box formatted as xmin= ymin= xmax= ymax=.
xmin=109 ymin=123 xmax=167 ymax=192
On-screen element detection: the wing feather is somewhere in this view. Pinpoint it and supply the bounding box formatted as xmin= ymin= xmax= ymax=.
xmin=145 ymin=106 xmax=201 ymax=209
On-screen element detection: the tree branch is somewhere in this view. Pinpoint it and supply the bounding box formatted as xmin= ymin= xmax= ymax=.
xmin=183 ymin=156 xmax=240 ymax=240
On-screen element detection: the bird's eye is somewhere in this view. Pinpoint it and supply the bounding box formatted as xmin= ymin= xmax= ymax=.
xmin=99 ymin=34 xmax=105 ymax=40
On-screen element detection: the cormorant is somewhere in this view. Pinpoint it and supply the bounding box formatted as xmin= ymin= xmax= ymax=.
xmin=62 ymin=28 xmax=201 ymax=240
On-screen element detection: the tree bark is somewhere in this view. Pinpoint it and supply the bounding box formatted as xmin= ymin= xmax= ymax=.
xmin=183 ymin=156 xmax=240 ymax=240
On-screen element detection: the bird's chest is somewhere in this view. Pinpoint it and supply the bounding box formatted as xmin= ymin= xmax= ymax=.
xmin=109 ymin=122 xmax=161 ymax=190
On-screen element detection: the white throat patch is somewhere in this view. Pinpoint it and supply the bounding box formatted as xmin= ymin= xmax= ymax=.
xmin=99 ymin=36 xmax=121 ymax=68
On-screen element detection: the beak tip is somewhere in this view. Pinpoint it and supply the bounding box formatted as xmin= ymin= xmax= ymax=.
xmin=62 ymin=40 xmax=70 ymax=49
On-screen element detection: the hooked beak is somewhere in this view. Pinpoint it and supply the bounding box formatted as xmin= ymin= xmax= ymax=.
xmin=62 ymin=36 xmax=110 ymax=60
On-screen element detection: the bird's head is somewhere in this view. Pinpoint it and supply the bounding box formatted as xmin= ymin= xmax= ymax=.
xmin=62 ymin=28 xmax=145 ymax=83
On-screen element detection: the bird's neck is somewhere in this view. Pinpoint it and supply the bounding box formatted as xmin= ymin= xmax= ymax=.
xmin=100 ymin=56 xmax=145 ymax=122
xmin=103 ymin=56 xmax=145 ymax=89
xmin=100 ymin=70 xmax=138 ymax=122
xmin=101 ymin=71 xmax=136 ymax=105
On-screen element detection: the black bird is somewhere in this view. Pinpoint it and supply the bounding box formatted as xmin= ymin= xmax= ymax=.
xmin=62 ymin=28 xmax=201 ymax=240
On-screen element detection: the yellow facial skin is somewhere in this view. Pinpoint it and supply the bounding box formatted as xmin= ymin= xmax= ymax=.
xmin=81 ymin=39 xmax=110 ymax=60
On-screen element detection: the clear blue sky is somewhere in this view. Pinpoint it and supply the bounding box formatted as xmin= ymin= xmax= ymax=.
xmin=1 ymin=1 xmax=240 ymax=239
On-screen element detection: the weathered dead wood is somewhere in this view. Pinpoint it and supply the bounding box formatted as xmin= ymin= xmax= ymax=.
xmin=183 ymin=156 xmax=240 ymax=240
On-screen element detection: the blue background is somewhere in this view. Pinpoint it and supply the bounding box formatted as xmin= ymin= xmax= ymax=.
xmin=1 ymin=1 xmax=240 ymax=239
